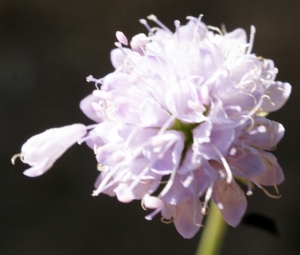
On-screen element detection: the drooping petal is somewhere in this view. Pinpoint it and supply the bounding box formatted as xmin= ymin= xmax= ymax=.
xmin=174 ymin=197 xmax=202 ymax=239
xmin=255 ymin=151 xmax=284 ymax=186
xmin=212 ymin=179 xmax=247 ymax=227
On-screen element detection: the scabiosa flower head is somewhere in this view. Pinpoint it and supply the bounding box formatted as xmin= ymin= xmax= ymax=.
xmin=13 ymin=15 xmax=291 ymax=239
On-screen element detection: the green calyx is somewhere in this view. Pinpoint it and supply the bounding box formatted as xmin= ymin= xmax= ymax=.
xmin=169 ymin=118 xmax=200 ymax=163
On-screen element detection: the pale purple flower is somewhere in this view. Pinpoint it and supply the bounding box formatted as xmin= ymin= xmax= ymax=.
xmin=13 ymin=15 xmax=291 ymax=238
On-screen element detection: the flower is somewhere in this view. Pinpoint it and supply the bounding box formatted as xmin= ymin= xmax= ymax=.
xmin=13 ymin=15 xmax=291 ymax=238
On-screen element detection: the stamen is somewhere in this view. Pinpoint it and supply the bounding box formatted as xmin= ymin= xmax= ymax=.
xmin=207 ymin=25 xmax=223 ymax=36
xmin=221 ymin=23 xmax=227 ymax=34
xmin=86 ymin=75 xmax=103 ymax=90
xmin=158 ymin=115 xmax=176 ymax=135
xmin=217 ymin=202 xmax=224 ymax=210
xmin=92 ymin=164 xmax=122 ymax=196
xmin=229 ymin=147 xmax=237 ymax=156
xmin=158 ymin=164 xmax=177 ymax=198
xmin=122 ymin=127 xmax=139 ymax=150
xmin=77 ymin=136 xmax=92 ymax=145
xmin=114 ymin=42 xmax=129 ymax=56
xmin=240 ymin=95 xmax=271 ymax=126
xmin=116 ymin=31 xmax=128 ymax=45
xmin=187 ymin=14 xmax=204 ymax=44
xmin=174 ymin=20 xmax=180 ymax=41
xmin=211 ymin=144 xmax=233 ymax=183
xmin=139 ymin=19 xmax=151 ymax=32
xmin=147 ymin=14 xmax=172 ymax=34
xmin=187 ymin=100 xmax=206 ymax=111
xmin=202 ymin=182 xmax=213 ymax=214
xmin=253 ymin=181 xmax=282 ymax=198
xmin=181 ymin=173 xmax=194 ymax=188
xmin=141 ymin=199 xmax=147 ymax=211
xmin=86 ymin=75 xmax=98 ymax=83
xmin=161 ymin=217 xmax=174 ymax=224
xmin=246 ymin=25 xmax=256 ymax=54
xmin=145 ymin=208 xmax=161 ymax=220
xmin=246 ymin=180 xmax=253 ymax=196
xmin=151 ymin=136 xmax=166 ymax=147
xmin=11 ymin=153 xmax=22 ymax=165
xmin=257 ymin=125 xmax=267 ymax=133
xmin=260 ymin=185 xmax=282 ymax=199
xmin=97 ymin=164 xmax=109 ymax=171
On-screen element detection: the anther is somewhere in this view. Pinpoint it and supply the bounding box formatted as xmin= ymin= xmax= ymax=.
xmin=147 ymin=14 xmax=172 ymax=34
xmin=217 ymin=202 xmax=224 ymax=210
xmin=86 ymin=75 xmax=102 ymax=83
xmin=116 ymin=31 xmax=128 ymax=45
xmin=229 ymin=147 xmax=237 ymax=156
xmin=257 ymin=125 xmax=267 ymax=133
xmin=139 ymin=19 xmax=151 ymax=32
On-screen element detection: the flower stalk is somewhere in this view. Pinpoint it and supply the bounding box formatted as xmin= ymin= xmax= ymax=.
xmin=196 ymin=200 xmax=227 ymax=255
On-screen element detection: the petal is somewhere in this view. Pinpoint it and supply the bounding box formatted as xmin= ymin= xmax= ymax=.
xmin=261 ymin=81 xmax=291 ymax=112
xmin=23 ymin=158 xmax=52 ymax=177
xmin=21 ymin=124 xmax=87 ymax=176
xmin=110 ymin=48 xmax=132 ymax=69
xmin=228 ymin=147 xmax=266 ymax=178
xmin=174 ymin=198 xmax=202 ymax=239
xmin=79 ymin=94 xmax=103 ymax=123
xmin=212 ymin=179 xmax=247 ymax=227
xmin=255 ymin=151 xmax=284 ymax=186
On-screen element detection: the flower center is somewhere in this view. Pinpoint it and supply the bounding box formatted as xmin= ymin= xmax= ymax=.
xmin=169 ymin=118 xmax=200 ymax=163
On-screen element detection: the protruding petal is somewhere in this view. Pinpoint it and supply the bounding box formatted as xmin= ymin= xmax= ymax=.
xmin=20 ymin=124 xmax=87 ymax=177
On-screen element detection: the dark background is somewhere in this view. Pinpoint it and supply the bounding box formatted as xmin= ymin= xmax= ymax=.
xmin=1 ymin=0 xmax=299 ymax=254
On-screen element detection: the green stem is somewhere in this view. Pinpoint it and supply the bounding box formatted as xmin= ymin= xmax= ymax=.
xmin=195 ymin=200 xmax=227 ymax=255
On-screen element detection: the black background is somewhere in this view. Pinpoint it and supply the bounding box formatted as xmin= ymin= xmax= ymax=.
xmin=1 ymin=0 xmax=299 ymax=254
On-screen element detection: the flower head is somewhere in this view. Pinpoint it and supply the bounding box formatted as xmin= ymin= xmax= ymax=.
xmin=13 ymin=15 xmax=291 ymax=238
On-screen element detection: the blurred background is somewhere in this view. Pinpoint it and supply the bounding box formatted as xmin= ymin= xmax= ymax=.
xmin=1 ymin=0 xmax=299 ymax=254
